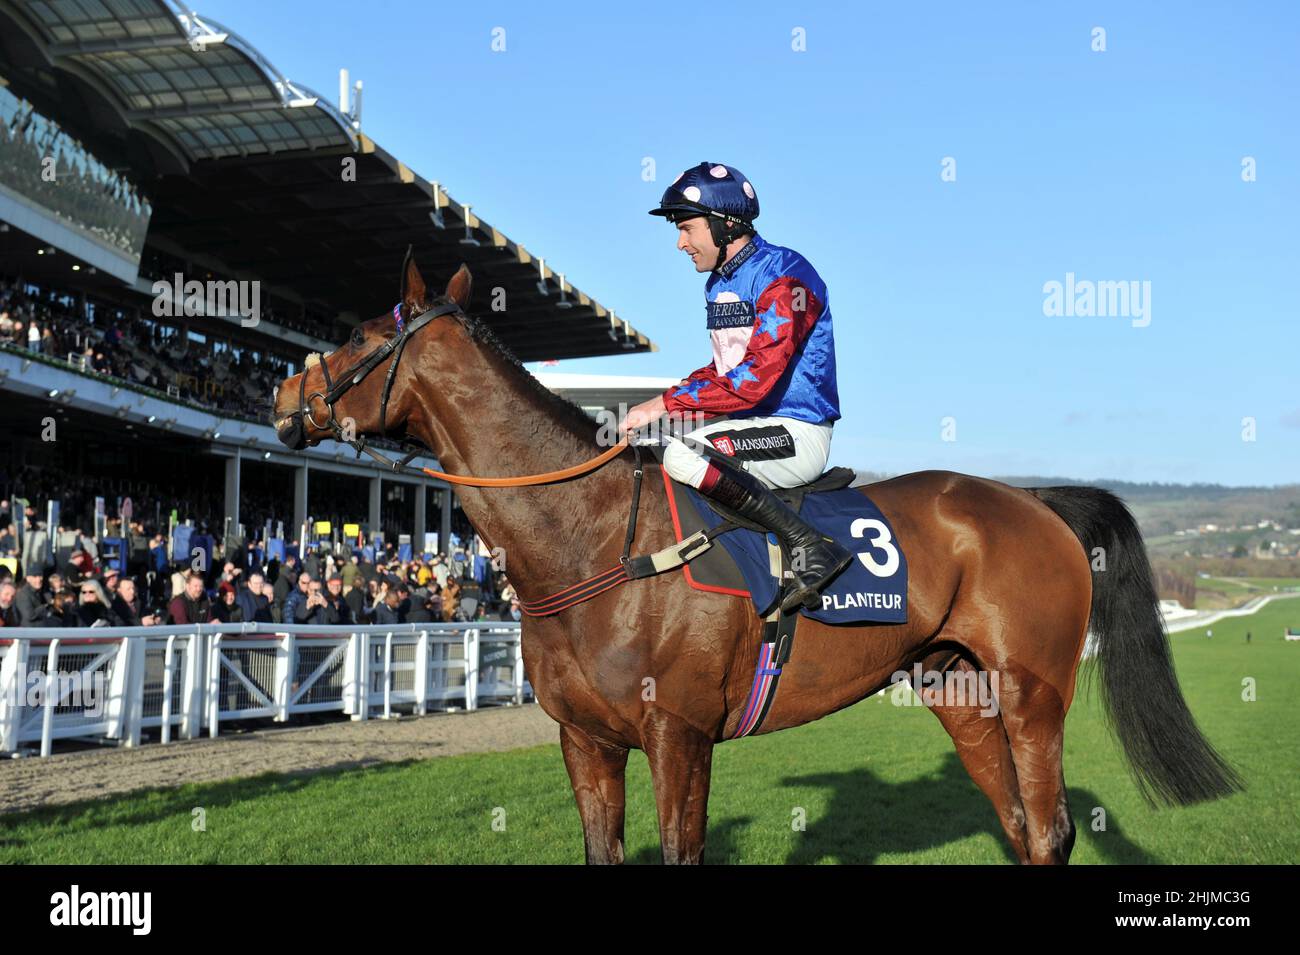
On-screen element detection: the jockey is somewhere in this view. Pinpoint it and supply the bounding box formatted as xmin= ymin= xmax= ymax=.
xmin=620 ymin=161 xmax=852 ymax=613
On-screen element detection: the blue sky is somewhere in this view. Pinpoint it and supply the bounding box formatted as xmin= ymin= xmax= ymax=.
xmin=200 ymin=1 xmax=1298 ymax=485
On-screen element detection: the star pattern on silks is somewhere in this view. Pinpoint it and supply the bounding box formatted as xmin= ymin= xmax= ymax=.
xmin=672 ymin=378 xmax=712 ymax=403
xmin=726 ymin=361 xmax=759 ymax=387
xmin=754 ymin=303 xmax=791 ymax=342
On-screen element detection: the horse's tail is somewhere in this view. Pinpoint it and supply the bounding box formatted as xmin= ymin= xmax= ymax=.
xmin=1028 ymin=485 xmax=1244 ymax=806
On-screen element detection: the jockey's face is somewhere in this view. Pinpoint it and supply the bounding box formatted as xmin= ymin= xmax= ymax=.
xmin=675 ymin=217 xmax=718 ymax=273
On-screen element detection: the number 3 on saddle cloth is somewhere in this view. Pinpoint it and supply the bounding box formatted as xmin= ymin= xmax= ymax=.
xmin=658 ymin=460 xmax=909 ymax=738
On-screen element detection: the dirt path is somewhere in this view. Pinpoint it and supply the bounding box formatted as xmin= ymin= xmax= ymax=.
xmin=0 ymin=704 xmax=559 ymax=814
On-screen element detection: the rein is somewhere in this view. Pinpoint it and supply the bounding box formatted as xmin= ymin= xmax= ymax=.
xmin=294 ymin=308 xmax=680 ymax=615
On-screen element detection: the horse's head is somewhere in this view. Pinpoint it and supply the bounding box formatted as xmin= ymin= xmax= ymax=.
xmin=272 ymin=253 xmax=472 ymax=450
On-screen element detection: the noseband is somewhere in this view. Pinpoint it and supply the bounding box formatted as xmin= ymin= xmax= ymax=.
xmin=297 ymin=298 xmax=464 ymax=447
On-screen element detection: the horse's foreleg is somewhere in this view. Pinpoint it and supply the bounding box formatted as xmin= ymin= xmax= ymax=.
xmin=560 ymin=723 xmax=630 ymax=865
xmin=642 ymin=709 xmax=715 ymax=865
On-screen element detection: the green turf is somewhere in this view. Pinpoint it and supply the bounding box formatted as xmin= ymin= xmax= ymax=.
xmin=3 ymin=602 xmax=1298 ymax=864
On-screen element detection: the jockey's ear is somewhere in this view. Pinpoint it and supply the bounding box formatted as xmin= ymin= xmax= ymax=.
xmin=445 ymin=263 xmax=472 ymax=310
xmin=401 ymin=246 xmax=427 ymax=312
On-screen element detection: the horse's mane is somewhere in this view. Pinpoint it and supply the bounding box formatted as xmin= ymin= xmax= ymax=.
xmin=430 ymin=294 xmax=599 ymax=437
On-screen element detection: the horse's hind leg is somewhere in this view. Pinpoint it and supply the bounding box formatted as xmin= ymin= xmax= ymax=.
xmin=642 ymin=709 xmax=715 ymax=865
xmin=997 ymin=663 xmax=1076 ymax=864
xmin=560 ymin=724 xmax=630 ymax=865
xmin=926 ymin=656 xmax=1031 ymax=863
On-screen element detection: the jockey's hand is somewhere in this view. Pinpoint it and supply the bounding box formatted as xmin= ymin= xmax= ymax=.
xmin=618 ymin=395 xmax=667 ymax=436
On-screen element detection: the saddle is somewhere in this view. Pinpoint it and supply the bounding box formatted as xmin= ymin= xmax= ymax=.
xmin=638 ymin=446 xmax=911 ymax=737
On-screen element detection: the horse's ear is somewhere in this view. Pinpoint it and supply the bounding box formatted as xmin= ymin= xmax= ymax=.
xmin=445 ymin=263 xmax=472 ymax=310
xmin=401 ymin=246 xmax=427 ymax=311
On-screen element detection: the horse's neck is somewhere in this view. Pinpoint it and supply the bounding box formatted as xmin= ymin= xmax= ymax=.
xmin=407 ymin=343 xmax=628 ymax=594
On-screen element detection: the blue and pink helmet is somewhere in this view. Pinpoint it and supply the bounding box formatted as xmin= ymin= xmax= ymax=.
xmin=649 ymin=162 xmax=759 ymax=269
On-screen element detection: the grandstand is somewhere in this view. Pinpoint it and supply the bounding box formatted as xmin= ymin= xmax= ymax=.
xmin=0 ymin=0 xmax=657 ymax=568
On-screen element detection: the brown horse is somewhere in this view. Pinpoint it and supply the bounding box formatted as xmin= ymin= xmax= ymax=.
xmin=272 ymin=256 xmax=1242 ymax=864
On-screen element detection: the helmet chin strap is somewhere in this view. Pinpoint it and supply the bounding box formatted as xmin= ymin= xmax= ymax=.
xmin=708 ymin=215 xmax=748 ymax=272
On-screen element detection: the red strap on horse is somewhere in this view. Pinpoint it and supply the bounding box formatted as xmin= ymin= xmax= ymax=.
xmin=518 ymin=563 xmax=632 ymax=617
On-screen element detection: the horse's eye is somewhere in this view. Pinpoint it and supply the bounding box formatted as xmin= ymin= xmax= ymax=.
xmin=350 ymin=328 xmax=365 ymax=348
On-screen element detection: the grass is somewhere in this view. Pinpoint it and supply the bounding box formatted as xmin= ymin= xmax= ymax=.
xmin=2 ymin=602 xmax=1298 ymax=864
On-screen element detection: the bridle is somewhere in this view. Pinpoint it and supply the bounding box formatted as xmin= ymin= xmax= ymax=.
xmin=295 ymin=297 xmax=463 ymax=464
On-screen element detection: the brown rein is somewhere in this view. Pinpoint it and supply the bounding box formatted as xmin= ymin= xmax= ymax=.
xmin=419 ymin=435 xmax=631 ymax=487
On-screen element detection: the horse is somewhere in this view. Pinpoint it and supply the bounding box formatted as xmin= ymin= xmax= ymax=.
xmin=271 ymin=255 xmax=1242 ymax=864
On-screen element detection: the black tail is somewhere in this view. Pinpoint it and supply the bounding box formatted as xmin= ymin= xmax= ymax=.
xmin=1030 ymin=486 xmax=1244 ymax=806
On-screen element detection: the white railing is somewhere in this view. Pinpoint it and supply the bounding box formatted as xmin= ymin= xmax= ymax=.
xmin=0 ymin=622 xmax=529 ymax=757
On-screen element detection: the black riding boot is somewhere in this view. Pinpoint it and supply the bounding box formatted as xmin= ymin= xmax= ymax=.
xmin=701 ymin=463 xmax=853 ymax=613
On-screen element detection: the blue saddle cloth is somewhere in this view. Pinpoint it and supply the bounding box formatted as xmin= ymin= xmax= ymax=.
xmin=684 ymin=485 xmax=908 ymax=624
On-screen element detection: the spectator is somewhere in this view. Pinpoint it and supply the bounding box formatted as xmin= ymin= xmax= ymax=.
xmin=303 ymin=548 xmax=322 ymax=582
xmin=322 ymin=574 xmax=353 ymax=625
xmin=341 ymin=553 xmax=360 ymax=592
xmin=75 ymin=578 xmax=119 ymax=627
xmin=283 ymin=572 xmax=327 ymax=625
xmin=272 ymin=554 xmax=299 ymax=618
xmin=432 ymin=553 xmax=449 ymax=589
xmin=212 ymin=581 xmax=244 ymax=623
xmin=148 ymin=534 xmax=168 ymax=576
xmin=407 ymin=588 xmax=435 ymax=623
xmin=236 ymin=572 xmax=273 ymax=623
xmin=345 ymin=575 xmax=371 ymax=623
xmin=16 ymin=567 xmax=51 ymax=626
xmin=441 ymin=577 xmax=461 ymax=622
xmin=169 ymin=561 xmax=187 ymax=600
xmin=372 ymin=577 xmax=403 ymax=625
xmin=47 ymin=590 xmax=78 ymax=626
xmin=167 ymin=572 xmax=211 ymax=624
xmin=102 ymin=566 xmax=120 ymax=596
xmin=111 ymin=577 xmax=158 ymax=626
xmin=0 ymin=580 xmax=17 ymax=626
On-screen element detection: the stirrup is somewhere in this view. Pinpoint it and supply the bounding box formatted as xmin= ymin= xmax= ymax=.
xmin=779 ymin=544 xmax=854 ymax=614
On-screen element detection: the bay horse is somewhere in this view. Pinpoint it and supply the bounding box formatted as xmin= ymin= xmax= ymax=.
xmin=272 ymin=255 xmax=1242 ymax=864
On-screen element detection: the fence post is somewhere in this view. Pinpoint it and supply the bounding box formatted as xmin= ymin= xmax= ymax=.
xmin=0 ymin=639 xmax=29 ymax=754
xmin=349 ymin=631 xmax=369 ymax=722
xmin=512 ymin=634 xmax=524 ymax=705
xmin=274 ymin=632 xmax=294 ymax=722
xmin=106 ymin=636 xmax=133 ymax=741
xmin=465 ymin=628 xmax=478 ymax=712
xmin=207 ymin=634 xmax=224 ymax=738
xmin=413 ymin=629 xmax=429 ymax=716
xmin=122 ymin=636 xmax=146 ymax=748
xmin=382 ymin=632 xmax=394 ymax=719
xmin=40 ymin=639 xmax=60 ymax=758
xmin=181 ymin=630 xmax=204 ymax=740
xmin=160 ymin=635 xmax=176 ymax=745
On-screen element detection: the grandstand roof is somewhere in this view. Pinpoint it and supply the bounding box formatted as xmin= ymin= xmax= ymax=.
xmin=0 ymin=0 xmax=656 ymax=362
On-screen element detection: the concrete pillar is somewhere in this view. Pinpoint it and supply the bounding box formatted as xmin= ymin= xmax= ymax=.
xmin=292 ymin=463 xmax=309 ymax=544
xmin=413 ymin=481 xmax=427 ymax=556
xmin=440 ymin=486 xmax=453 ymax=556
xmin=223 ymin=455 xmax=241 ymax=533
xmin=368 ymin=475 xmax=382 ymax=537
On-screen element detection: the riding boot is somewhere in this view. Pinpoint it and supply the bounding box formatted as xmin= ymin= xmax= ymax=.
xmin=700 ymin=463 xmax=853 ymax=613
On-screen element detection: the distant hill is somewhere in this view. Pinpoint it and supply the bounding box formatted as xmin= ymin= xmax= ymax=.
xmin=851 ymin=470 xmax=1300 ymax=562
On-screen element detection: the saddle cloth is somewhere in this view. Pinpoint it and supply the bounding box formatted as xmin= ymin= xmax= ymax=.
xmin=657 ymin=459 xmax=909 ymax=624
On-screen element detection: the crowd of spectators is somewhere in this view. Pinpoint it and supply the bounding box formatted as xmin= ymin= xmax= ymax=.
xmin=0 ymin=276 xmax=294 ymax=420
xmin=0 ymin=522 xmax=519 ymax=631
